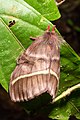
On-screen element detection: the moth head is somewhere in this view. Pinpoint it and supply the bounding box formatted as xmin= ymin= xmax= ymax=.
xmin=43 ymin=25 xmax=57 ymax=41
xmin=46 ymin=25 xmax=56 ymax=34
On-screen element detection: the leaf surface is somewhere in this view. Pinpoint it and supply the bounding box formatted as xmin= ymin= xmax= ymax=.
xmin=0 ymin=18 xmax=24 ymax=91
xmin=24 ymin=0 xmax=60 ymax=20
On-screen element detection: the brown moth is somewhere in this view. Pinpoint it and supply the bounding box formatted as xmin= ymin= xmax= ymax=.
xmin=9 ymin=25 xmax=61 ymax=102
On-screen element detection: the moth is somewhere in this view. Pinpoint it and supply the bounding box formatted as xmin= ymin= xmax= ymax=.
xmin=8 ymin=20 xmax=15 ymax=27
xmin=9 ymin=25 xmax=62 ymax=102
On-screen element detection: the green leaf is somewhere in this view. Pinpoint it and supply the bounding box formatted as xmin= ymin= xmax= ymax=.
xmin=59 ymin=42 xmax=80 ymax=94
xmin=24 ymin=0 xmax=61 ymax=20
xmin=49 ymin=90 xmax=80 ymax=120
xmin=0 ymin=18 xmax=24 ymax=91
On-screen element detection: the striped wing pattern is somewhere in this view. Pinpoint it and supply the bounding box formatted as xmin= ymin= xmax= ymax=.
xmin=9 ymin=31 xmax=60 ymax=102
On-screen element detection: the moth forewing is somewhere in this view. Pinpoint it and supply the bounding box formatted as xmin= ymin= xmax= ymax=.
xmin=9 ymin=26 xmax=61 ymax=102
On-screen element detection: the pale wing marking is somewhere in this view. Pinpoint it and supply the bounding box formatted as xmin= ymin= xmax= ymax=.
xmin=11 ymin=69 xmax=59 ymax=85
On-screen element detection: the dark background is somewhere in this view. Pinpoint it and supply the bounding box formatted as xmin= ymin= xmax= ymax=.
xmin=0 ymin=0 xmax=80 ymax=120
xmin=55 ymin=0 xmax=80 ymax=55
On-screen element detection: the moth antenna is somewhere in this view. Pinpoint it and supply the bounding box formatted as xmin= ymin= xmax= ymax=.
xmin=52 ymin=25 xmax=56 ymax=33
xmin=46 ymin=25 xmax=50 ymax=32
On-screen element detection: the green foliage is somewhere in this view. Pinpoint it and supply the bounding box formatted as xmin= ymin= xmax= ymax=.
xmin=24 ymin=0 xmax=60 ymax=20
xmin=60 ymin=43 xmax=80 ymax=93
xmin=0 ymin=19 xmax=24 ymax=91
xmin=49 ymin=90 xmax=80 ymax=120
xmin=0 ymin=0 xmax=80 ymax=120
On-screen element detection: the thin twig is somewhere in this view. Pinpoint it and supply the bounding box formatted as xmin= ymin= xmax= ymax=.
xmin=52 ymin=83 xmax=80 ymax=103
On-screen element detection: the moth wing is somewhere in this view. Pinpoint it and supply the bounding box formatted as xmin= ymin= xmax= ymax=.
xmin=48 ymin=54 xmax=60 ymax=98
xmin=9 ymin=39 xmax=50 ymax=101
xmin=9 ymin=34 xmax=60 ymax=101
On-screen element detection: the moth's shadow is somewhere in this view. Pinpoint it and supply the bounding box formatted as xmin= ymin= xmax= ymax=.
xmin=19 ymin=92 xmax=52 ymax=114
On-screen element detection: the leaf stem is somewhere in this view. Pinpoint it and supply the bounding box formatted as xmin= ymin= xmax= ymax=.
xmin=52 ymin=83 xmax=80 ymax=103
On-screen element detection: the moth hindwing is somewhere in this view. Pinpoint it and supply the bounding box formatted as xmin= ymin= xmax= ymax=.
xmin=9 ymin=26 xmax=61 ymax=102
